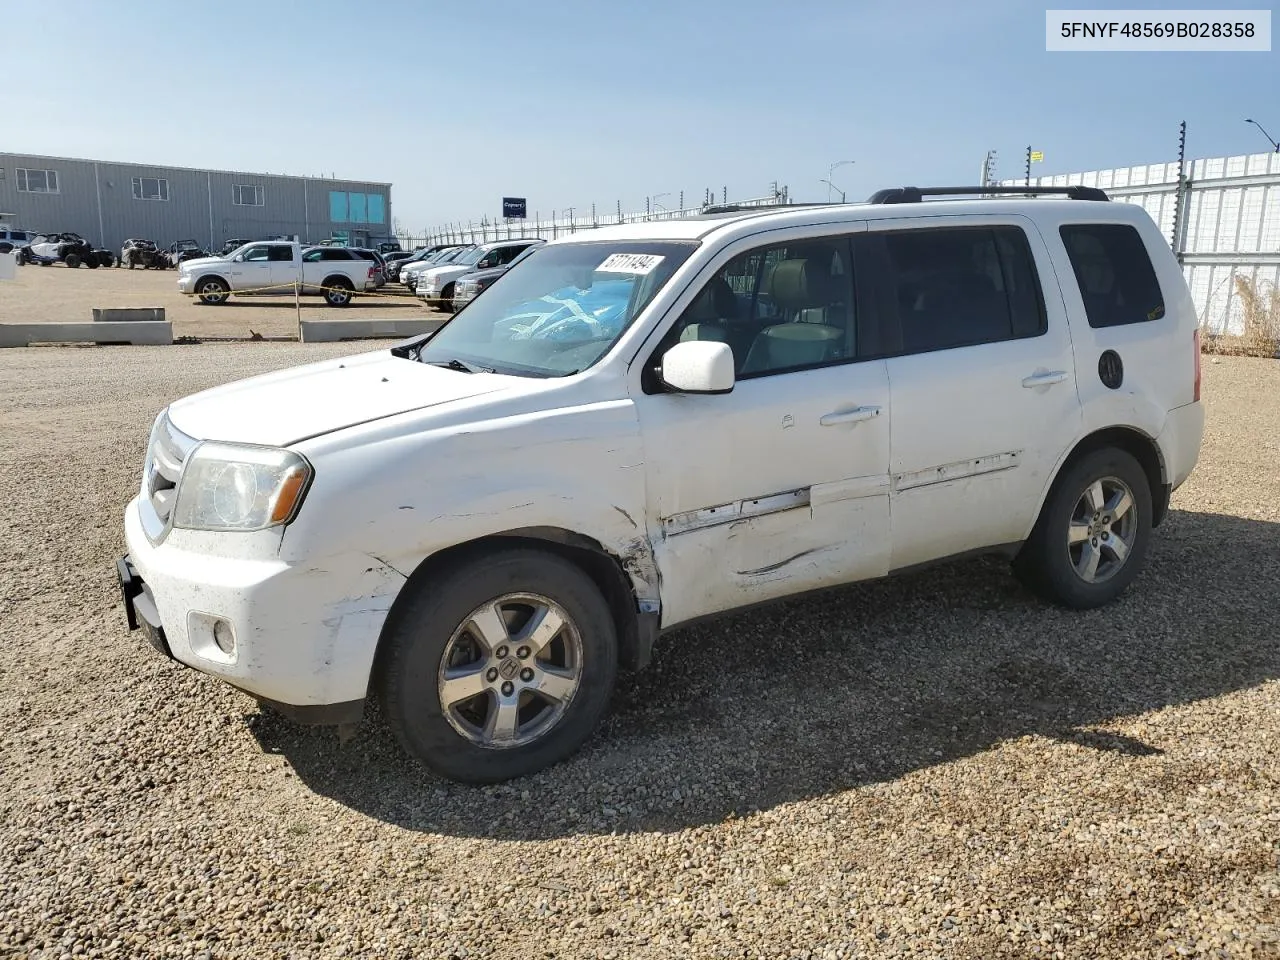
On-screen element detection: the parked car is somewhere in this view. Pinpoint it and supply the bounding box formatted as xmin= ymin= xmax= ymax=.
xmin=417 ymin=238 xmax=544 ymax=310
xmin=400 ymin=244 xmax=473 ymax=292
xmin=17 ymin=232 xmax=114 ymax=268
xmin=348 ymin=247 xmax=389 ymax=288
xmin=376 ymin=240 xmax=402 ymax=254
xmin=397 ymin=242 xmax=471 ymax=278
xmin=176 ymin=240 xmax=379 ymax=306
xmin=116 ymin=185 xmax=1204 ymax=784
xmin=450 ymin=243 xmax=542 ymax=311
xmin=0 ymin=228 xmax=37 ymax=255
xmin=169 ymin=240 xmax=210 ymax=265
xmin=120 ymin=239 xmax=170 ymax=269
xmin=380 ymin=250 xmax=416 ymax=282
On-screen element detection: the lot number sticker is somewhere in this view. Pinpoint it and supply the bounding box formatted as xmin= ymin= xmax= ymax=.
xmin=597 ymin=253 xmax=665 ymax=275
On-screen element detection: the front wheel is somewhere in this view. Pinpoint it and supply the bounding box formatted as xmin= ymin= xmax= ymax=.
xmin=196 ymin=277 xmax=230 ymax=305
xmin=379 ymin=549 xmax=619 ymax=784
xmin=1013 ymin=447 xmax=1152 ymax=609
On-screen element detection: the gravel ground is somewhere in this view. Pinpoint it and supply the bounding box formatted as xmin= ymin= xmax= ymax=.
xmin=0 ymin=263 xmax=426 ymax=340
xmin=0 ymin=344 xmax=1277 ymax=960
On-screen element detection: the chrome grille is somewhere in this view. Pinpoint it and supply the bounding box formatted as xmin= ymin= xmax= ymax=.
xmin=140 ymin=412 xmax=197 ymax=541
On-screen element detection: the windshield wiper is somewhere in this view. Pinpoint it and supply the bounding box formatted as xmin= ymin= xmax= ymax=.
xmin=425 ymin=357 xmax=494 ymax=374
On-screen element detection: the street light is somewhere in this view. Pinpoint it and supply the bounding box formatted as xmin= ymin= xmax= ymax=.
xmin=818 ymin=179 xmax=846 ymax=203
xmin=1245 ymin=118 xmax=1280 ymax=152
xmin=826 ymin=160 xmax=855 ymax=202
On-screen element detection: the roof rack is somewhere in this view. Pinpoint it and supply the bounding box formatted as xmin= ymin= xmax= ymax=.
xmin=867 ymin=185 xmax=1109 ymax=204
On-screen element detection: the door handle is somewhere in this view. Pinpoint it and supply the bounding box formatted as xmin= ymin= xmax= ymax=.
xmin=820 ymin=405 xmax=881 ymax=427
xmin=1021 ymin=371 xmax=1068 ymax=388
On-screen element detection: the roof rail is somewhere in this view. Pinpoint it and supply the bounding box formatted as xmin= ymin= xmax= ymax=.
xmin=699 ymin=201 xmax=830 ymax=214
xmin=867 ymin=185 xmax=1109 ymax=204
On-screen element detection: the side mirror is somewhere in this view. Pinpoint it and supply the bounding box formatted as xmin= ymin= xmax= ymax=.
xmin=658 ymin=340 xmax=735 ymax=394
xmin=232 ymin=254 xmax=244 ymax=262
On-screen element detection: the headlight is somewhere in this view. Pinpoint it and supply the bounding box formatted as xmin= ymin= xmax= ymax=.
xmin=172 ymin=441 xmax=312 ymax=532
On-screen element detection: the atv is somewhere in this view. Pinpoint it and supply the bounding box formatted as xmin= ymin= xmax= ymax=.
xmin=120 ymin=238 xmax=169 ymax=270
xmin=18 ymin=232 xmax=114 ymax=268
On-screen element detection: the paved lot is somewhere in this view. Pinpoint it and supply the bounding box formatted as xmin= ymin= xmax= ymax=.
xmin=0 ymin=261 xmax=428 ymax=340
xmin=0 ymin=344 xmax=1277 ymax=959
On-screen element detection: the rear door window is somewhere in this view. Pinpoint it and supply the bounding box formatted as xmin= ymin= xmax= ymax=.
xmin=1059 ymin=224 xmax=1165 ymax=328
xmin=875 ymin=225 xmax=1047 ymax=355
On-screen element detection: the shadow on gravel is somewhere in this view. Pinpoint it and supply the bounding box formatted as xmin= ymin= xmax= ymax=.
xmin=251 ymin=508 xmax=1280 ymax=838
xmin=199 ymin=298 xmax=423 ymax=311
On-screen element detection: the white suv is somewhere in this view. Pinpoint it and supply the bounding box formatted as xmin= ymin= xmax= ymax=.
xmin=117 ymin=185 xmax=1204 ymax=784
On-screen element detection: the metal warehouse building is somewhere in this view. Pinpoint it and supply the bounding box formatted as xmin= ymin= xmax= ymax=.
xmin=0 ymin=152 xmax=393 ymax=254
xmin=1004 ymin=150 xmax=1280 ymax=334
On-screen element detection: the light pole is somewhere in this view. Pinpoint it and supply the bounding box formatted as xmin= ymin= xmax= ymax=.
xmin=1245 ymin=118 xmax=1280 ymax=152
xmin=649 ymin=192 xmax=671 ymax=213
xmin=818 ymin=179 xmax=846 ymax=203
xmin=826 ymin=160 xmax=855 ymax=202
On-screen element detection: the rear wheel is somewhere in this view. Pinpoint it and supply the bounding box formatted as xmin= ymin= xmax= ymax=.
xmin=379 ymin=549 xmax=619 ymax=783
xmin=1013 ymin=447 xmax=1152 ymax=609
xmin=323 ymin=277 xmax=354 ymax=307
xmin=64 ymin=252 xmax=81 ymax=268
xmin=196 ymin=276 xmax=230 ymax=305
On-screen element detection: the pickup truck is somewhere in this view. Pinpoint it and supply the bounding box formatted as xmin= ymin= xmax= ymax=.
xmin=177 ymin=241 xmax=379 ymax=307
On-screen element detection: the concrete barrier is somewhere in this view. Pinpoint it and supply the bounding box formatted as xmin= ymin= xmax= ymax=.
xmin=299 ymin=317 xmax=446 ymax=343
xmin=0 ymin=322 xmax=174 ymax=347
xmin=93 ymin=307 xmax=166 ymax=323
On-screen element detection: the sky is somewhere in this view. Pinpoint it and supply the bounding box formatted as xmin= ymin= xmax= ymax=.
xmin=7 ymin=0 xmax=1278 ymax=233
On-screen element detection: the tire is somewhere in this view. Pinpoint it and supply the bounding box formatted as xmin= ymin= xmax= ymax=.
xmin=64 ymin=253 xmax=81 ymax=269
xmin=1013 ymin=447 xmax=1152 ymax=609
xmin=196 ymin=276 xmax=230 ymax=305
xmin=87 ymin=257 xmax=100 ymax=269
xmin=379 ymin=548 xmax=619 ymax=784
xmin=323 ymin=278 xmax=354 ymax=307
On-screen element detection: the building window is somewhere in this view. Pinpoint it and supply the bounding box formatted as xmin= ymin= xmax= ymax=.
xmin=132 ymin=177 xmax=169 ymax=201
xmin=16 ymin=169 xmax=59 ymax=193
xmin=233 ymin=184 xmax=264 ymax=206
xmin=328 ymin=190 xmax=386 ymax=225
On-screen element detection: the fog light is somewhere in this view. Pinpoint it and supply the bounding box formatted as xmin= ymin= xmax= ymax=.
xmin=213 ymin=619 xmax=235 ymax=655
xmin=188 ymin=611 xmax=237 ymax=663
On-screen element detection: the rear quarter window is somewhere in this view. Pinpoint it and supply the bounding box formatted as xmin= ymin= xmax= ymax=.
xmin=1059 ymin=223 xmax=1165 ymax=328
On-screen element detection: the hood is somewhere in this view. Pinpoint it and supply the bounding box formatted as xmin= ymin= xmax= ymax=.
xmin=421 ymin=264 xmax=469 ymax=281
xmin=177 ymin=255 xmax=229 ymax=272
xmin=165 ymin=349 xmax=512 ymax=446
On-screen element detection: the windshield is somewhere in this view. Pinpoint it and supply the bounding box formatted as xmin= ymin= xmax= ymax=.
xmin=416 ymin=240 xmax=698 ymax=378
xmin=453 ymin=246 xmax=489 ymax=267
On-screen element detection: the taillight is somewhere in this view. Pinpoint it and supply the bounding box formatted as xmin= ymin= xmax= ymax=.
xmin=368 ymin=266 xmax=377 ymax=279
xmin=1193 ymin=328 xmax=1202 ymax=402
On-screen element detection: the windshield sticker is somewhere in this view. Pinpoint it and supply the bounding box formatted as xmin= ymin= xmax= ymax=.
xmin=596 ymin=253 xmax=665 ymax=275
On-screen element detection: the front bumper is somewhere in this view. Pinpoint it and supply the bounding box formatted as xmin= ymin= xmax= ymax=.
xmin=177 ymin=275 xmax=195 ymax=294
xmin=118 ymin=497 xmax=406 ymax=724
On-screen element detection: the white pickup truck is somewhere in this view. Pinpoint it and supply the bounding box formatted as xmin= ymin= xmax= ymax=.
xmin=177 ymin=241 xmax=379 ymax=307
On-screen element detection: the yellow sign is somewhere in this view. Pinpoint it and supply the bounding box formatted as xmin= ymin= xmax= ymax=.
xmin=1030 ymin=151 xmax=1044 ymax=162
